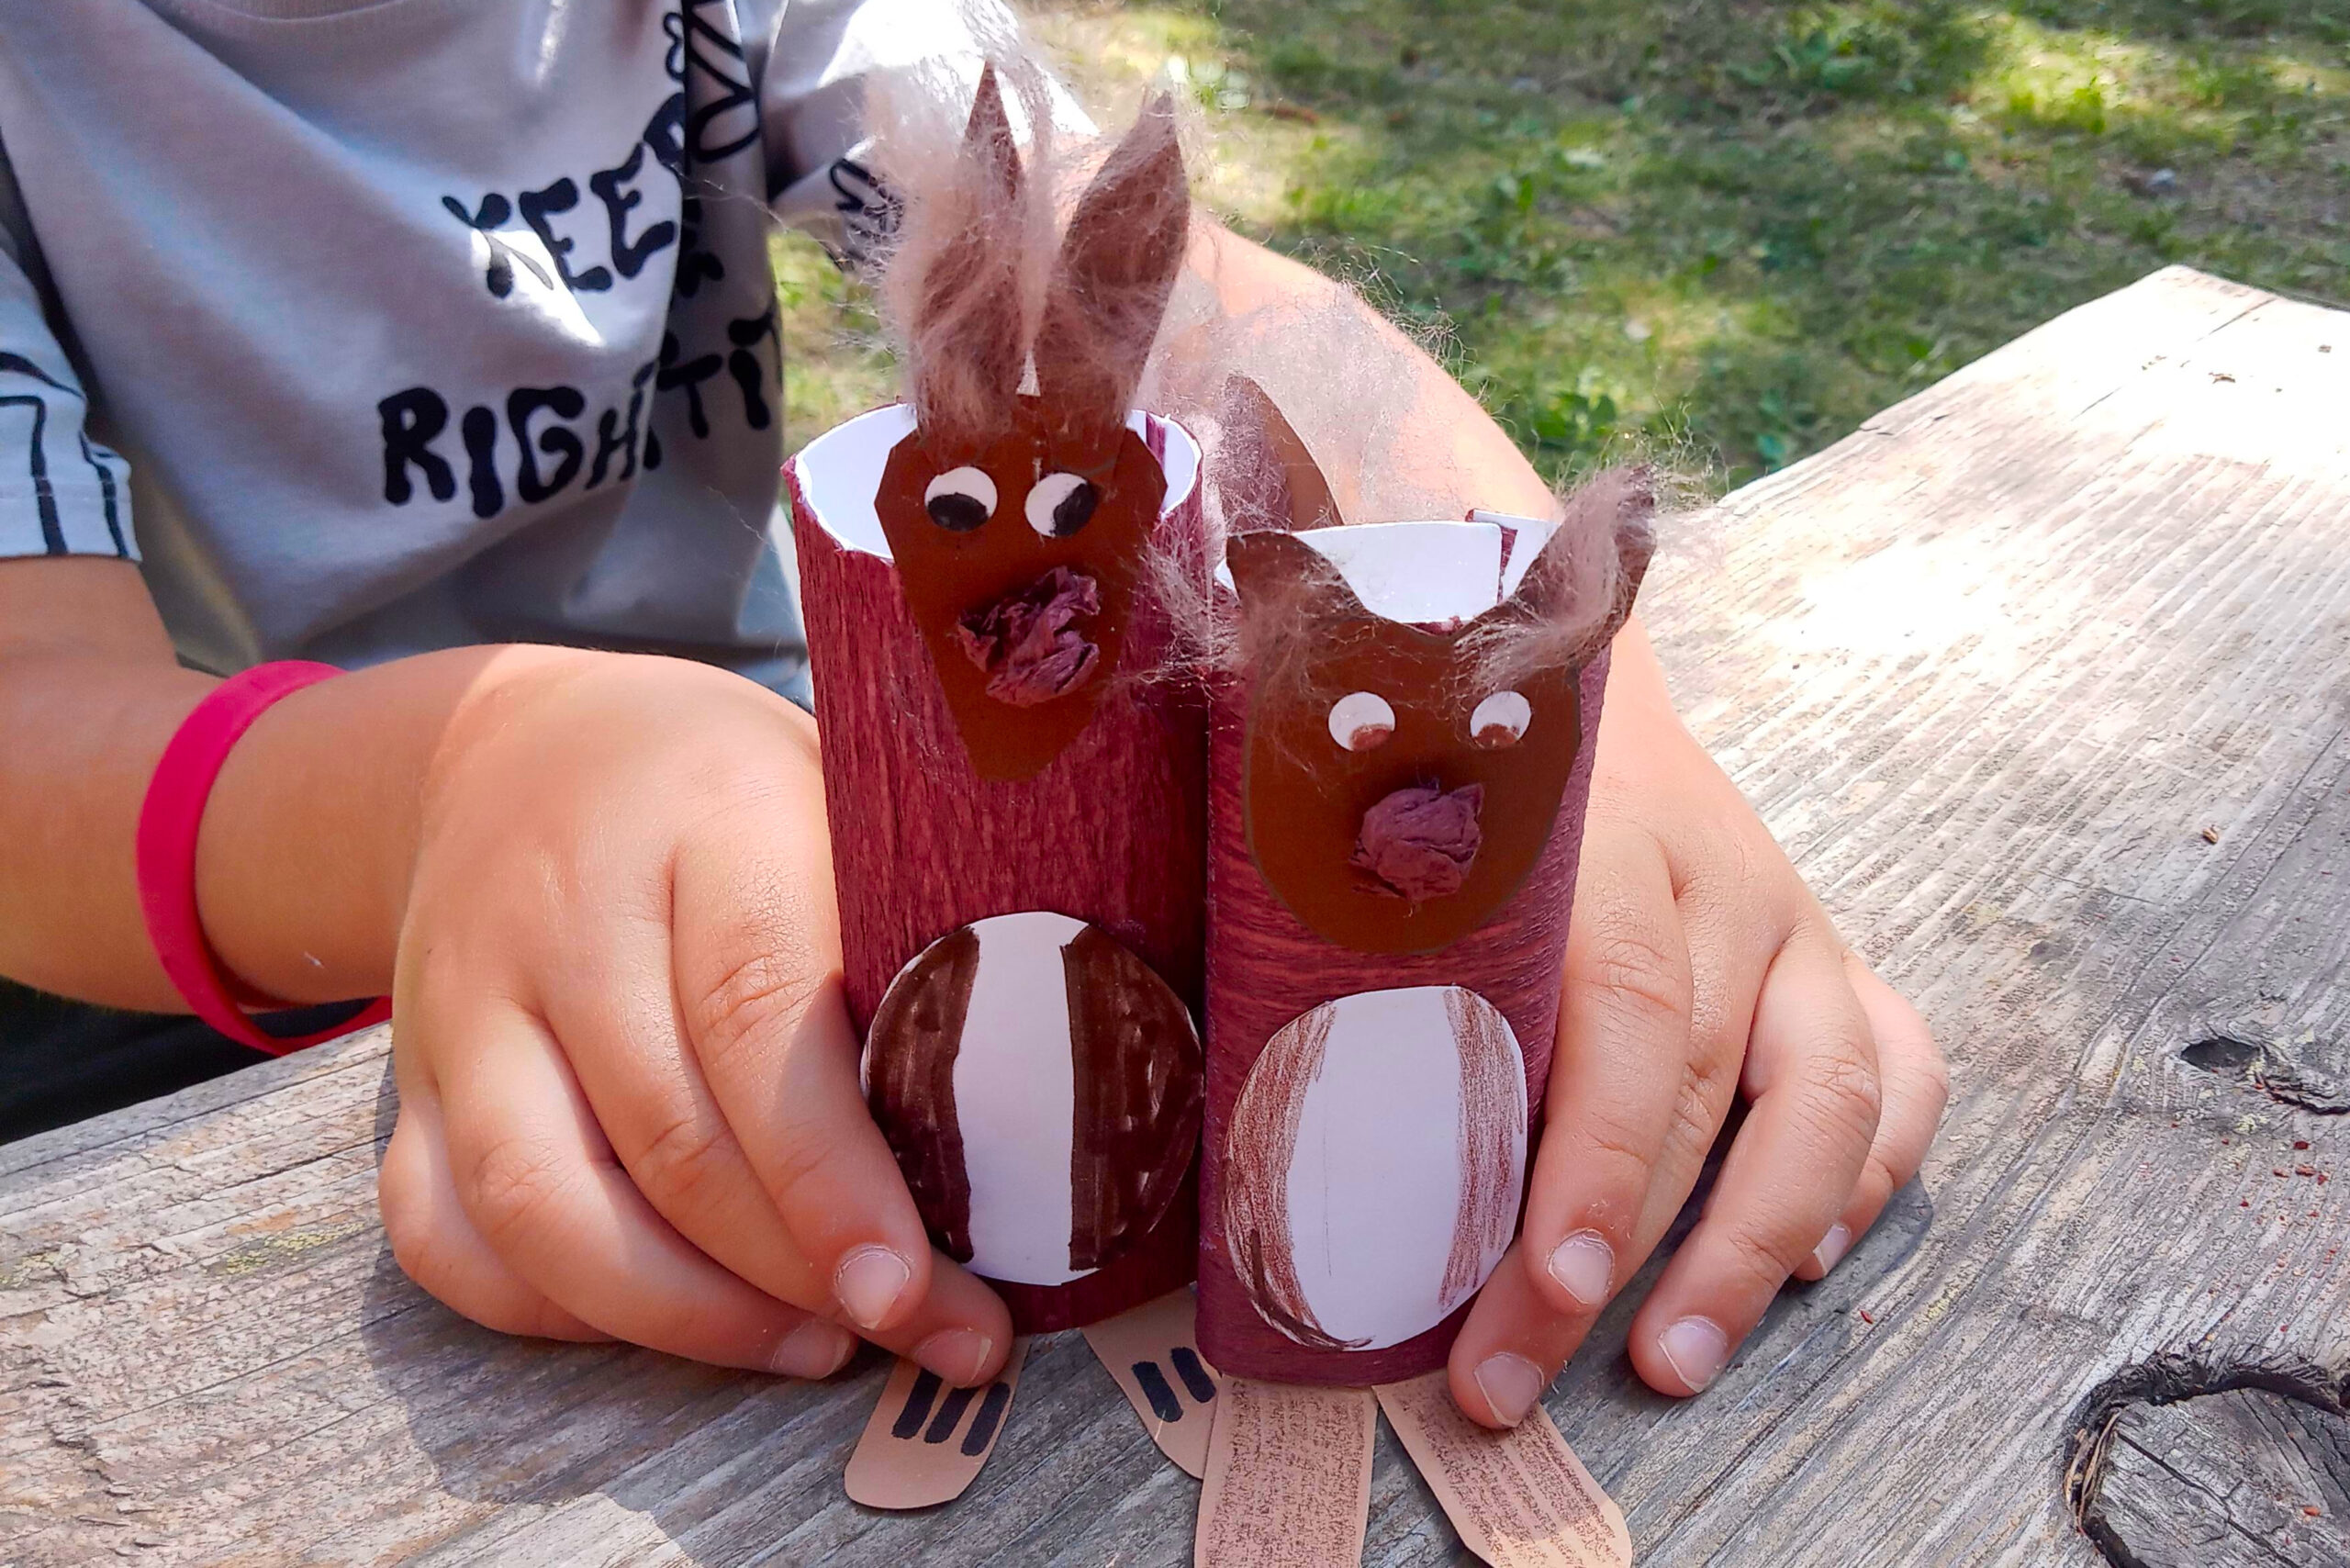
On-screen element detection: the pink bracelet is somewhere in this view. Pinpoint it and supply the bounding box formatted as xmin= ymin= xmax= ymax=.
xmin=135 ymin=661 xmax=393 ymax=1057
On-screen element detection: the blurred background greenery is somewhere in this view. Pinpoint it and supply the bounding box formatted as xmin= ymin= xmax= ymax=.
xmin=779 ymin=0 xmax=2348 ymax=493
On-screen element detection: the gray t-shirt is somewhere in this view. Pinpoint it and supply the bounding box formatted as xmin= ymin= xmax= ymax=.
xmin=0 ymin=0 xmax=1029 ymax=696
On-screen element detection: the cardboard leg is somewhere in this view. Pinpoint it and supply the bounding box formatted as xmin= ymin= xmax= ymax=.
xmin=1373 ymin=1371 xmax=1631 ymax=1567
xmin=844 ymin=1338 xmax=1032 ymax=1510
xmin=1194 ymin=1376 xmax=1374 ymax=1567
xmin=1080 ymin=1286 xmax=1221 ymax=1478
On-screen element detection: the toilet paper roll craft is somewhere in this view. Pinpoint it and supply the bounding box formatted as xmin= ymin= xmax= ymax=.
xmin=1193 ymin=384 xmax=1655 ymax=1387
xmin=785 ymin=66 xmax=1211 ymax=1500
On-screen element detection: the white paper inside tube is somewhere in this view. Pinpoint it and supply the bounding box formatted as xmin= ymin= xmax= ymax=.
xmin=1272 ymin=986 xmax=1526 ymax=1351
xmin=1472 ymin=509 xmax=1563 ymax=601
xmin=790 ymin=404 xmax=1202 ymax=561
xmin=1213 ymin=515 xmax=1561 ymax=624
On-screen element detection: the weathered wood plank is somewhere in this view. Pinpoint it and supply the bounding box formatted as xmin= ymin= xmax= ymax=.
xmin=3 ymin=266 xmax=2348 ymax=1566
xmin=2083 ymin=1386 xmax=2349 ymax=1566
xmin=1587 ymin=264 xmax=2350 ymax=1566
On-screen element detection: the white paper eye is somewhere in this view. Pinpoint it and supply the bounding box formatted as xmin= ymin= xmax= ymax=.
xmin=1025 ymin=471 xmax=1100 ymax=538
xmin=1470 ymin=690 xmax=1531 ymax=748
xmin=1328 ymin=691 xmax=1396 ymax=752
xmin=924 ymin=465 xmax=997 ymax=532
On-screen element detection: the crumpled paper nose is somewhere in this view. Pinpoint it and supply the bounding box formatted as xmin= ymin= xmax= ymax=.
xmin=950 ymin=566 xmax=1102 ymax=706
xmin=1351 ymin=783 xmax=1483 ymax=901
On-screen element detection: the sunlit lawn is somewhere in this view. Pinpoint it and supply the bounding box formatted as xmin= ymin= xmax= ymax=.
xmin=781 ymin=0 xmax=2349 ymax=492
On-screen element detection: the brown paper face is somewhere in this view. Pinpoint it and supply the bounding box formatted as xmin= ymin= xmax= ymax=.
xmin=1230 ymin=535 xmax=1584 ymax=956
xmin=876 ymin=396 xmax=1169 ymax=783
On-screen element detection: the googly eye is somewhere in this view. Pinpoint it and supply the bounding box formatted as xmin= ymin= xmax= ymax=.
xmin=1025 ymin=471 xmax=1100 ymax=538
xmin=1470 ymin=690 xmax=1530 ymax=748
xmin=1328 ymin=691 xmax=1395 ymax=752
xmin=923 ymin=466 xmax=997 ymax=532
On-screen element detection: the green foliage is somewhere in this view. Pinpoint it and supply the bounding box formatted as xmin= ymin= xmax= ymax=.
xmin=1488 ymin=365 xmax=1627 ymax=471
xmin=2003 ymin=0 xmax=2350 ymax=46
xmin=783 ymin=1 xmax=2348 ymax=482
xmin=2002 ymin=77 xmax=2111 ymax=135
xmin=1148 ymin=0 xmax=2350 ymax=486
xmin=1729 ymin=3 xmax=1989 ymax=104
xmin=772 ymin=230 xmax=893 ymax=453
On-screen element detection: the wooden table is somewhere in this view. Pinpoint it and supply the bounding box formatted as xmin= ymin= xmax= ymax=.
xmin=5 ymin=266 xmax=2346 ymax=1567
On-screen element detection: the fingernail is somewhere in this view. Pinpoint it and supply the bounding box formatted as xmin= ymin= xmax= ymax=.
xmin=1811 ymin=1223 xmax=1852 ymax=1276
xmin=768 ymin=1319 xmax=856 ymax=1379
xmin=1658 ymin=1316 xmax=1729 ymax=1394
xmin=834 ymin=1245 xmax=912 ymax=1330
xmin=1546 ymin=1230 xmax=1616 ymax=1306
xmin=913 ymin=1327 xmax=996 ymax=1386
xmin=1472 ymin=1351 xmax=1547 ymax=1426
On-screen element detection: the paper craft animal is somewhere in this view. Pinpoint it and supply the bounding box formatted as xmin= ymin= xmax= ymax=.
xmin=1223 ymin=523 xmax=1598 ymax=955
xmin=784 ymin=66 xmax=1218 ymax=1501
xmin=788 ymin=66 xmax=1206 ymax=1335
xmin=1196 ymin=386 xmax=1655 ymax=1383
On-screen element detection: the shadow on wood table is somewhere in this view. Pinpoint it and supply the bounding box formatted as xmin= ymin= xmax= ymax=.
xmin=4 ymin=266 xmax=2346 ymax=1566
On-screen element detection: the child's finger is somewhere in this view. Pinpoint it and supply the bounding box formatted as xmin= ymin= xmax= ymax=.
xmin=431 ymin=992 xmax=859 ymax=1379
xmin=1790 ymin=953 xmax=1946 ymax=1282
xmin=670 ymin=831 xmax=1014 ymax=1377
xmin=378 ymin=1084 xmax=606 ymax=1343
xmin=1507 ymin=825 xmax=1692 ymax=1337
xmin=546 ymin=979 xmax=1009 ymax=1385
xmin=538 ymin=928 xmax=834 ymax=1305
xmin=1627 ymin=924 xmax=1880 ymax=1396
xmin=1444 ymin=1239 xmax=1583 ymax=1428
xmin=1628 ymin=826 xmax=1801 ymax=1250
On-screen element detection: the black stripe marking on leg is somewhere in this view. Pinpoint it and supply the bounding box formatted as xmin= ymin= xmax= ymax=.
xmin=892 ymin=1369 xmax=943 ymax=1439
xmin=923 ymin=1383 xmax=977 ymax=1444
xmin=960 ymin=1380 xmax=1013 ymax=1456
xmin=1133 ymin=1360 xmax=1182 ymax=1422
xmin=1172 ymin=1347 xmax=1216 ymax=1404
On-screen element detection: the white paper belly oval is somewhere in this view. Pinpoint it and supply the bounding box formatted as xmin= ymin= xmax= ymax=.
xmin=863 ymin=909 xmax=1202 ymax=1290
xmin=957 ymin=912 xmax=1091 ymax=1284
xmin=1271 ymin=986 xmax=1527 ymax=1350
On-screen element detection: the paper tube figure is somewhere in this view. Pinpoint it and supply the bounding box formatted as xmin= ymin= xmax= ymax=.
xmin=785 ymin=70 xmax=1207 ymax=1338
xmin=1196 ymin=385 xmax=1654 ymax=1384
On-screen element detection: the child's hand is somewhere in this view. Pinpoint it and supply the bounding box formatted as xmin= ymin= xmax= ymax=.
xmin=375 ymin=653 xmax=1013 ymax=1386
xmin=1447 ymin=619 xmax=1948 ymax=1424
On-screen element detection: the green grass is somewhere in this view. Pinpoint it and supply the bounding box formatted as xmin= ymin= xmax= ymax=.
xmin=781 ymin=0 xmax=2350 ymax=491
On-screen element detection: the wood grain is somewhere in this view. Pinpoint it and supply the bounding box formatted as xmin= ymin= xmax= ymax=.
xmin=2080 ymin=1388 xmax=2348 ymax=1566
xmin=5 ymin=266 xmax=2348 ymax=1565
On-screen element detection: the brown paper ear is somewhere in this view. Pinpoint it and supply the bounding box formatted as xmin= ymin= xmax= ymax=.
xmin=1034 ymin=92 xmax=1190 ymax=458
xmin=1488 ymin=464 xmax=1658 ymax=655
xmin=911 ymin=63 xmax=1028 ymax=453
xmin=1223 ymin=528 xmax=1371 ymax=628
xmin=1214 ymin=375 xmax=1342 ymax=533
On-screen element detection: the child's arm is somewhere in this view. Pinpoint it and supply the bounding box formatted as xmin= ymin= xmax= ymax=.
xmin=0 ymin=555 xmax=1014 ymax=1388
xmin=1179 ymin=227 xmax=1949 ymax=1422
